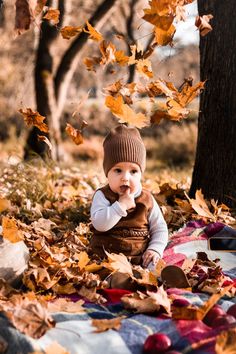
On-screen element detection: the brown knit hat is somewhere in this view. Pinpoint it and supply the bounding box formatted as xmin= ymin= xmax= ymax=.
xmin=103 ymin=125 xmax=146 ymax=176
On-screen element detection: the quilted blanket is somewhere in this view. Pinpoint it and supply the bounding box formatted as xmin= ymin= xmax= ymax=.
xmin=1 ymin=221 xmax=236 ymax=354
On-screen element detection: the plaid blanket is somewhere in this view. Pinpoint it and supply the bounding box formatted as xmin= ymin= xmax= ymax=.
xmin=1 ymin=221 xmax=236 ymax=354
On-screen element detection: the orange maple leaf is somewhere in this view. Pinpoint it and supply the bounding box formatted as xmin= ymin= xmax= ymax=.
xmin=65 ymin=123 xmax=84 ymax=145
xmin=60 ymin=26 xmax=83 ymax=40
xmin=154 ymin=23 xmax=176 ymax=46
xmin=43 ymin=8 xmax=60 ymax=24
xmin=19 ymin=108 xmax=49 ymax=133
xmin=114 ymin=50 xmax=129 ymax=66
xmin=84 ymin=21 xmax=103 ymax=41
xmin=2 ymin=217 xmax=24 ymax=243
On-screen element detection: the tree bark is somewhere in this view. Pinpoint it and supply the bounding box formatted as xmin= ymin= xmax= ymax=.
xmin=190 ymin=0 xmax=236 ymax=206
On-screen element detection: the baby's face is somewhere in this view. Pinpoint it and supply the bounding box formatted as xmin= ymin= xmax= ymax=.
xmin=107 ymin=162 xmax=142 ymax=195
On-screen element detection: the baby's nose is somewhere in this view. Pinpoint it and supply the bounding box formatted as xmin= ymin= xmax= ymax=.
xmin=121 ymin=173 xmax=129 ymax=181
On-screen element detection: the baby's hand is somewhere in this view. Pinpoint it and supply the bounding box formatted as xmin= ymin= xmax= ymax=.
xmin=118 ymin=187 xmax=135 ymax=211
xmin=142 ymin=249 xmax=160 ymax=268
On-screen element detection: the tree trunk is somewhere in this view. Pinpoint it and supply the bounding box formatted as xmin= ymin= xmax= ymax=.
xmin=190 ymin=0 xmax=236 ymax=207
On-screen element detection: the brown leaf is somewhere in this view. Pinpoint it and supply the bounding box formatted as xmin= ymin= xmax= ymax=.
xmin=92 ymin=316 xmax=126 ymax=333
xmin=15 ymin=0 xmax=31 ymax=35
xmin=4 ymin=296 xmax=55 ymax=339
xmin=136 ymin=59 xmax=153 ymax=78
xmin=185 ymin=189 xmax=215 ymax=220
xmin=34 ymin=0 xmax=47 ymax=17
xmin=19 ymin=108 xmax=49 ymax=133
xmin=84 ymin=21 xmax=103 ymax=41
xmin=60 ymin=26 xmax=83 ymax=39
xmin=121 ymin=286 xmax=171 ymax=314
xmin=215 ymin=329 xmax=236 ymax=354
xmin=47 ymin=298 xmax=85 ymax=313
xmin=83 ymin=56 xmax=100 ymax=71
xmin=2 ymin=216 xmax=24 ymax=243
xmin=77 ymin=251 xmax=90 ymax=270
xmin=103 ymin=251 xmax=133 ymax=276
xmin=99 ymin=41 xmax=116 ymax=65
xmin=37 ymin=135 xmax=52 ymax=152
xmin=43 ymin=8 xmax=60 ymax=25
xmin=65 ymin=123 xmax=83 ymax=145
xmin=195 ymin=14 xmax=213 ymax=36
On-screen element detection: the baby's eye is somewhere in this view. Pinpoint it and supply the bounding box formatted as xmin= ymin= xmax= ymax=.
xmin=131 ymin=169 xmax=138 ymax=174
xmin=114 ymin=168 xmax=122 ymax=173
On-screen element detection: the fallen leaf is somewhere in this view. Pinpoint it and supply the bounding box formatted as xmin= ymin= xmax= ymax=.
xmin=185 ymin=189 xmax=215 ymax=220
xmin=47 ymin=298 xmax=85 ymax=313
xmin=103 ymin=251 xmax=133 ymax=276
xmin=92 ymin=316 xmax=126 ymax=332
xmin=2 ymin=216 xmax=24 ymax=243
xmin=77 ymin=251 xmax=90 ymax=270
xmin=60 ymin=25 xmax=83 ymax=39
xmin=19 ymin=108 xmax=49 ymax=133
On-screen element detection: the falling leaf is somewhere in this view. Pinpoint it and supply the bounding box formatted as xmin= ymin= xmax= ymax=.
xmin=34 ymin=0 xmax=47 ymax=17
xmin=136 ymin=59 xmax=153 ymax=78
xmin=99 ymin=41 xmax=116 ymax=65
xmin=60 ymin=26 xmax=83 ymax=39
xmin=215 ymin=329 xmax=236 ymax=354
xmin=104 ymin=80 xmax=123 ymax=95
xmin=195 ymin=14 xmax=213 ymax=36
xmin=83 ymin=56 xmax=100 ymax=71
xmin=105 ymin=95 xmax=149 ymax=128
xmin=2 ymin=216 xmax=24 ymax=243
xmin=47 ymin=298 xmax=85 ymax=313
xmin=43 ymin=8 xmax=60 ymax=25
xmin=114 ymin=50 xmax=129 ymax=66
xmin=15 ymin=0 xmax=31 ymax=35
xmin=154 ymin=23 xmax=176 ymax=46
xmin=65 ymin=123 xmax=83 ymax=145
xmin=103 ymin=251 xmax=133 ymax=276
xmin=19 ymin=108 xmax=49 ymax=133
xmin=37 ymin=135 xmax=52 ymax=152
xmin=84 ymin=21 xmax=103 ymax=41
xmin=92 ymin=316 xmax=126 ymax=333
xmin=0 ymin=198 xmax=11 ymax=212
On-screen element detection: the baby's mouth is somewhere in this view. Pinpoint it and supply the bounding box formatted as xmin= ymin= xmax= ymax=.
xmin=120 ymin=185 xmax=130 ymax=194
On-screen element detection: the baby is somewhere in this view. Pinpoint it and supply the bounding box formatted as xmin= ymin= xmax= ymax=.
xmin=89 ymin=124 xmax=168 ymax=268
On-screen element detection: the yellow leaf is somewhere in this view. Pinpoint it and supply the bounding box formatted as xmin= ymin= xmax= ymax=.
xmin=77 ymin=251 xmax=90 ymax=270
xmin=114 ymin=50 xmax=129 ymax=66
xmin=83 ymin=56 xmax=100 ymax=71
xmin=103 ymin=251 xmax=133 ymax=276
xmin=0 ymin=198 xmax=11 ymax=212
xmin=154 ymin=23 xmax=176 ymax=46
xmin=2 ymin=216 xmax=24 ymax=243
xmin=60 ymin=26 xmax=83 ymax=39
xmin=85 ymin=263 xmax=103 ymax=273
xmin=99 ymin=41 xmax=116 ymax=65
xmin=118 ymin=104 xmax=149 ymax=129
xmin=84 ymin=21 xmax=103 ymax=41
xmin=43 ymin=8 xmax=60 ymax=24
xmin=105 ymin=95 xmax=124 ymax=116
xmin=19 ymin=108 xmax=49 ymax=133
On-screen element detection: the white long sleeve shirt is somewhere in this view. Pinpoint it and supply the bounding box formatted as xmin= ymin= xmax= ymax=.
xmin=90 ymin=187 xmax=168 ymax=258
